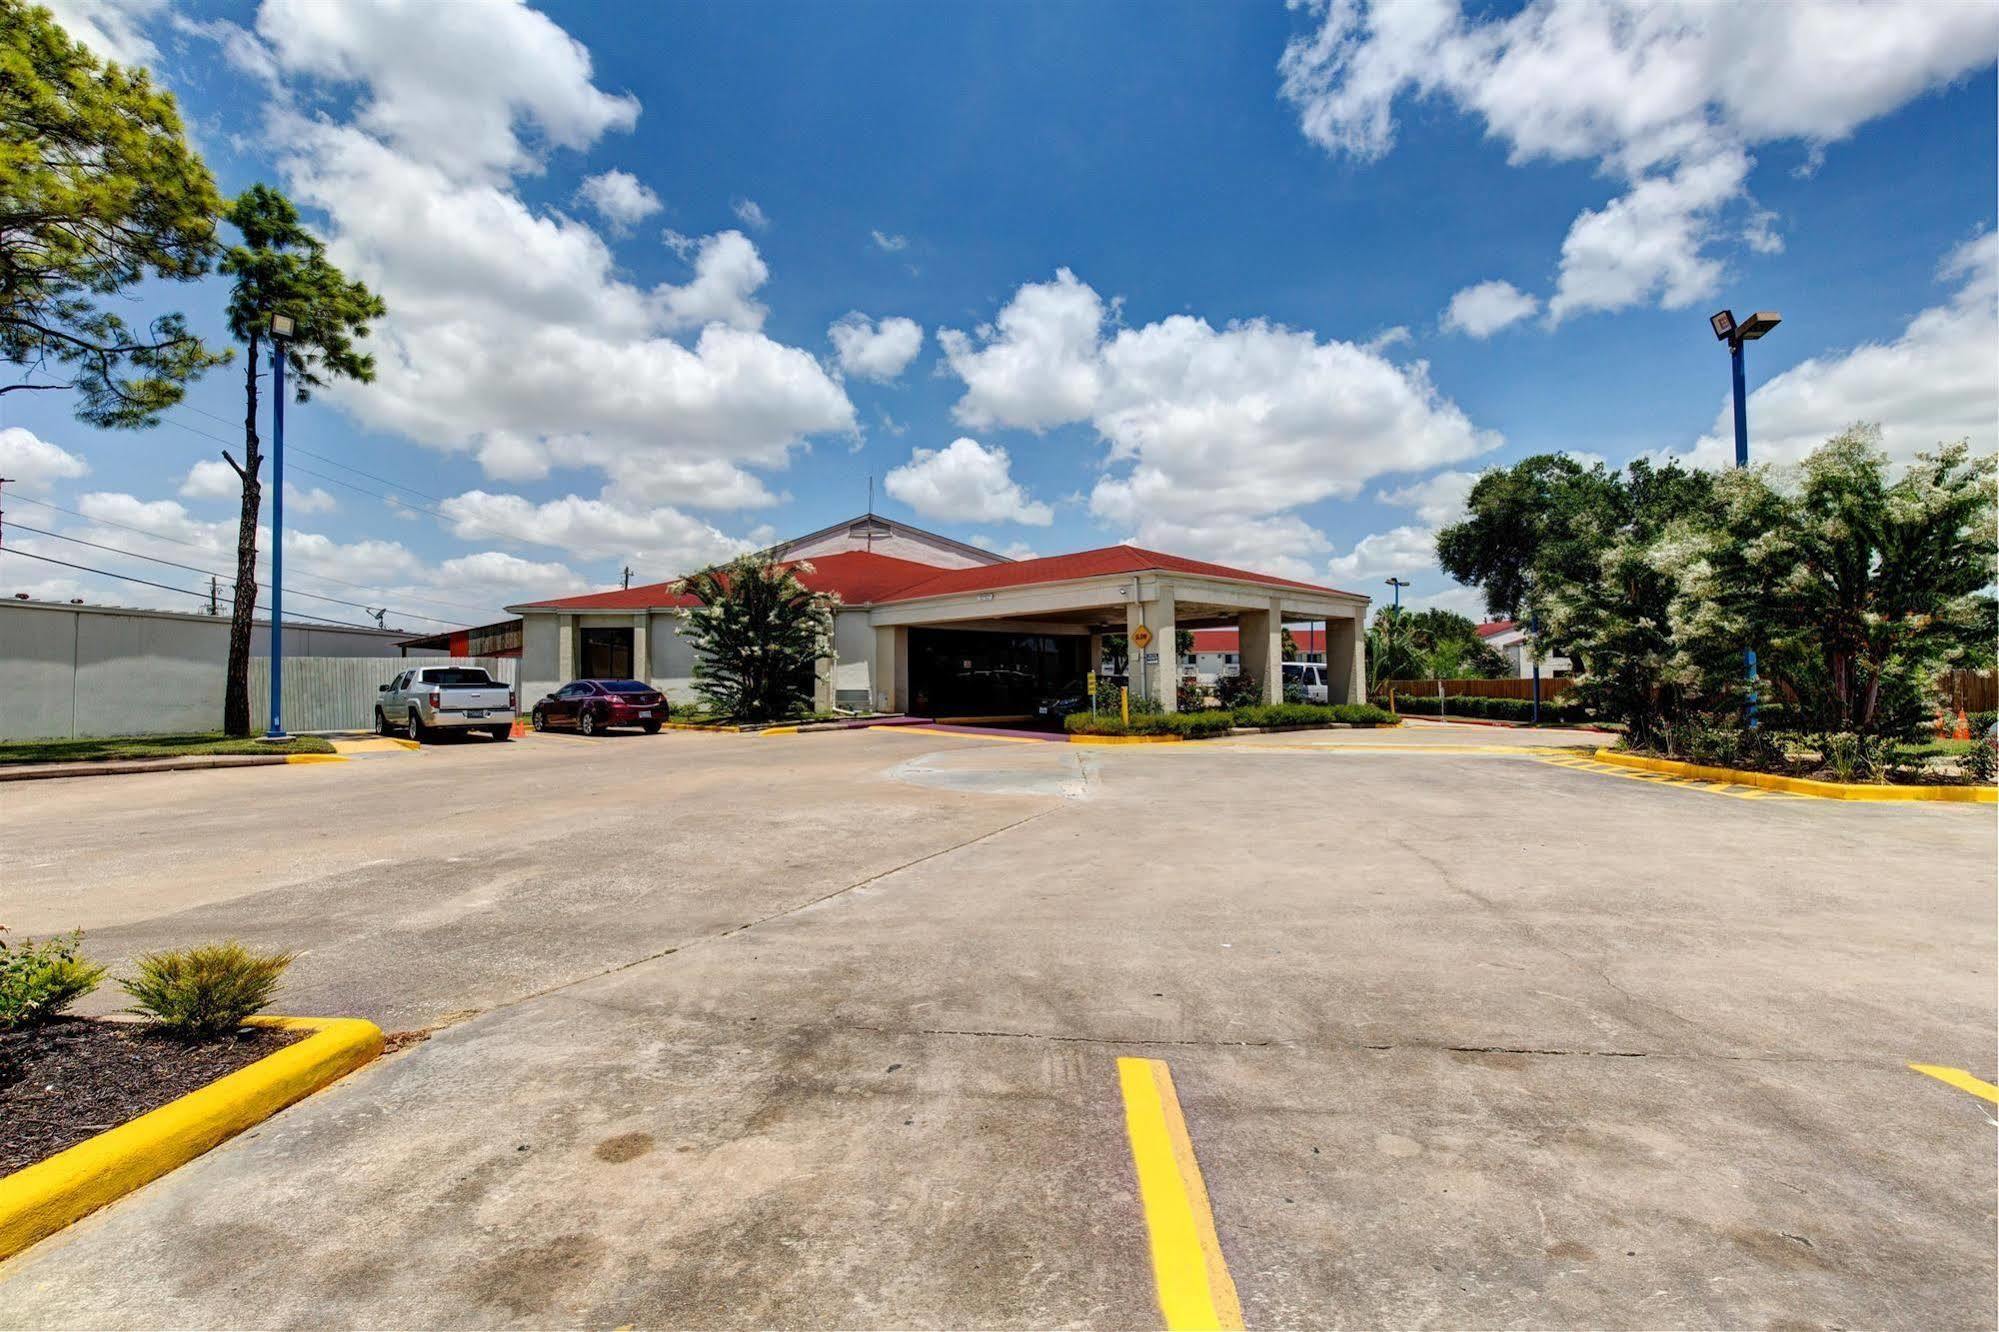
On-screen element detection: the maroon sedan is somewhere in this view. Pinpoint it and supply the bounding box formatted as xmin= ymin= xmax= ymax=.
xmin=530 ymin=679 xmax=668 ymax=735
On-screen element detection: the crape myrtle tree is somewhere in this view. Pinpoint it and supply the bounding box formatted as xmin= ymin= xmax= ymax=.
xmin=0 ymin=0 xmax=229 ymax=424
xmin=1438 ymin=454 xmax=1718 ymax=747
xmin=1666 ymin=429 xmax=1997 ymax=738
xmin=676 ymin=555 xmax=835 ymax=721
xmin=216 ymin=185 xmax=384 ymax=736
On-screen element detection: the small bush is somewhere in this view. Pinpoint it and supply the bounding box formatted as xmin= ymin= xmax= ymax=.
xmin=1332 ymin=702 xmax=1400 ymax=727
xmin=1176 ymin=675 xmax=1207 ymax=712
xmin=1818 ymin=732 xmax=1895 ymax=784
xmin=1215 ymin=671 xmax=1262 ymax=710
xmin=0 ymin=929 xmax=106 ymax=1028
xmin=1965 ymin=740 xmax=1997 ymax=784
xmin=1064 ymin=709 xmax=1234 ymax=739
xmin=121 ymin=942 xmax=295 ymax=1038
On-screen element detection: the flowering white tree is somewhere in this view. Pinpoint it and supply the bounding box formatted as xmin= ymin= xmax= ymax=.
xmin=674 ymin=556 xmax=834 ymax=721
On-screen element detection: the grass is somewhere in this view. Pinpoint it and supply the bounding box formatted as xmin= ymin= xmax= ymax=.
xmin=0 ymin=732 xmax=336 ymax=766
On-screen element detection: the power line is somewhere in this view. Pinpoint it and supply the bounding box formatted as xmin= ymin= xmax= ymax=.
xmin=4 ymin=522 xmax=462 ymax=627
xmin=3 ymin=492 xmax=504 ymax=621
xmin=0 ymin=548 xmax=382 ymax=630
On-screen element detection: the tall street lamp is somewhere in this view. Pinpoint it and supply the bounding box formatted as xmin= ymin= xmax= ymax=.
xmin=263 ymin=312 xmax=295 ymax=741
xmin=1383 ymin=577 xmax=1410 ymax=692
xmin=1709 ymin=307 xmax=1781 ymax=725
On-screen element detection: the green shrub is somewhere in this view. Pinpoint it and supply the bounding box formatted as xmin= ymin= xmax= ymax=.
xmin=1332 ymin=702 xmax=1399 ymax=726
xmin=121 ymin=942 xmax=295 ymax=1038
xmin=1965 ymin=740 xmax=1997 ymax=784
xmin=1970 ymin=710 xmax=1998 ymax=735
xmin=1064 ymin=709 xmax=1233 ymax=739
xmin=1819 ymin=732 xmax=1894 ymax=783
xmin=0 ymin=929 xmax=106 ymax=1028
xmin=1215 ymin=671 xmax=1262 ymax=710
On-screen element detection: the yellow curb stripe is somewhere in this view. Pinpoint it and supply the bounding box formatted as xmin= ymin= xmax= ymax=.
xmin=1070 ymin=734 xmax=1186 ymax=745
xmin=1909 ymin=1063 xmax=1999 ymax=1104
xmin=1117 ymin=1057 xmax=1244 ymax=1331
xmin=1593 ymin=748 xmax=1996 ymax=802
xmin=284 ymin=753 xmax=347 ymax=764
xmin=757 ymin=725 xmax=801 ymax=737
xmin=0 ymin=1016 xmax=383 ymax=1260
xmin=878 ymin=726 xmax=1048 ymax=744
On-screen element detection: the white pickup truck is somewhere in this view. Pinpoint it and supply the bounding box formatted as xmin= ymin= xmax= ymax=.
xmin=377 ymin=666 xmax=515 ymax=742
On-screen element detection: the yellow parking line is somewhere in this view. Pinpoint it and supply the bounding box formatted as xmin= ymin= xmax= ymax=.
xmin=1117 ymin=1057 xmax=1244 ymax=1332
xmin=1909 ymin=1063 xmax=1999 ymax=1104
xmin=1530 ymin=752 xmax=1803 ymax=801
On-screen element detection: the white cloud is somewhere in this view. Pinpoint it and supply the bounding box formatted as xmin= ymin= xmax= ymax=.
xmin=1324 ymin=523 xmax=1482 ymax=615
xmin=285 ymin=483 xmax=338 ymax=515
xmin=885 ymin=438 xmax=1053 ymax=527
xmin=656 ymin=229 xmax=768 ymax=332
xmin=0 ymin=428 xmax=89 ymax=492
xmin=434 ymin=550 xmax=587 ymax=610
xmin=1440 ymin=280 xmax=1540 ymax=337
xmin=255 ymin=0 xmax=639 ymax=182
xmin=179 ymin=458 xmax=236 ymax=499
xmin=437 ymin=490 xmax=753 ymax=567
xmin=871 ymin=229 xmax=909 ymax=252
xmin=1364 ymin=325 xmax=1412 ymax=352
xmin=1282 ymin=0 xmax=1999 ymax=320
xmin=1679 ymin=230 xmax=1999 ymax=468
xmin=576 ymin=169 xmax=662 ymax=231
xmin=39 ymin=0 xmax=165 ymax=66
xmin=828 ymin=313 xmax=924 ymax=381
xmin=732 ymin=198 xmax=770 ymax=230
xmin=937 ymin=268 xmax=1108 ymax=430
xmin=1378 ymin=470 xmax=1478 ymax=526
xmin=939 ymin=268 xmax=1499 ymax=574
xmin=969 ymin=535 xmax=1038 ymax=561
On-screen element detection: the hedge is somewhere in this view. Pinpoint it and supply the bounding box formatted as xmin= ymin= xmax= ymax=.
xmin=1231 ymin=702 xmax=1400 ymax=728
xmin=1384 ymin=692 xmax=1589 ymax=724
xmin=1064 ymin=709 xmax=1236 ymax=739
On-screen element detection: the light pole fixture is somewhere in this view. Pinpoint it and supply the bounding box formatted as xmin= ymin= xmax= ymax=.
xmin=1384 ymin=576 xmax=1410 ymax=611
xmin=1709 ymin=305 xmax=1781 ymax=724
xmin=262 ymin=313 xmax=295 ymax=740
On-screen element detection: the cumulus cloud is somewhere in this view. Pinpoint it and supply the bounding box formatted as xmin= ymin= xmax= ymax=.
xmin=0 ymin=428 xmax=89 ymax=492
xmin=179 ymin=458 xmax=236 ymax=499
xmin=970 ymin=535 xmax=1038 ymax=560
xmin=884 ymin=438 xmax=1053 ymax=527
xmin=576 ymin=169 xmax=662 ymax=231
xmin=1677 ymin=230 xmax=1999 ymax=468
xmin=437 ymin=490 xmax=753 ymax=568
xmin=828 ymin=313 xmax=924 ymax=381
xmin=732 ymin=198 xmax=769 ymax=230
xmin=1441 ymin=280 xmax=1540 ymax=337
xmin=39 ymin=0 xmax=165 ymax=65
xmin=254 ymin=0 xmax=638 ymax=182
xmin=656 ymin=229 xmax=768 ymax=332
xmin=1377 ymin=470 xmax=1479 ymax=526
xmin=1282 ymin=0 xmax=1999 ymax=320
xmin=938 ymin=268 xmax=1499 ymax=574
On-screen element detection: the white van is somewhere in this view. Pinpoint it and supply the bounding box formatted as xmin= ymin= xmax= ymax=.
xmin=1282 ymin=660 xmax=1328 ymax=704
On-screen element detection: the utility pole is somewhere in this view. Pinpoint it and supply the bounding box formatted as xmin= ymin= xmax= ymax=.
xmin=209 ymin=575 xmax=219 ymax=616
xmin=621 ymin=565 xmax=632 ymax=590
xmin=263 ymin=313 xmax=295 ymax=741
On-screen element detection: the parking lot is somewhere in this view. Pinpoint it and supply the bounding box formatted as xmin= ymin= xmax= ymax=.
xmin=1 ymin=723 xmax=1992 ymax=1328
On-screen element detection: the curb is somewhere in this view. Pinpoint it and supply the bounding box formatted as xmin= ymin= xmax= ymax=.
xmin=1068 ymin=733 xmax=1187 ymax=745
xmin=0 ymin=753 xmax=345 ymax=783
xmin=658 ymin=721 xmax=737 ymax=733
xmin=0 ymin=1016 xmax=384 ymax=1260
xmin=1593 ymin=749 xmax=1998 ymax=803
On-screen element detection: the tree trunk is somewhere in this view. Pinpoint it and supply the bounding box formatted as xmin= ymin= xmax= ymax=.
xmin=223 ymin=336 xmax=262 ymax=737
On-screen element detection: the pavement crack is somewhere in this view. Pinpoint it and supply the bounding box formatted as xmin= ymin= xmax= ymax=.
xmin=840 ymin=1023 xmax=1274 ymax=1048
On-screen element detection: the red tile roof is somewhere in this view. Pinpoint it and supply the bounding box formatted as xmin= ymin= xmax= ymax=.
xmin=1474 ymin=619 xmax=1518 ymax=639
xmin=875 ymin=545 xmax=1356 ymax=603
xmin=1186 ymin=626 xmax=1331 ymax=653
xmin=515 ymin=545 xmax=1358 ymax=613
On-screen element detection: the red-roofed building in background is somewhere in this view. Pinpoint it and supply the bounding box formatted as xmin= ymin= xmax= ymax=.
xmin=502 ymin=513 xmax=1369 ymax=718
xmin=1473 ymin=617 xmax=1572 ymax=679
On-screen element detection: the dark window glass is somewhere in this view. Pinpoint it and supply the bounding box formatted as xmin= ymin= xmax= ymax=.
xmin=602 ymin=680 xmax=653 ymax=693
xmin=423 ymin=668 xmax=496 ymax=685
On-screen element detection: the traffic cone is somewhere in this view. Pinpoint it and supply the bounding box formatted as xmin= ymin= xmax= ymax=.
xmin=1953 ymin=709 xmax=1972 ymax=741
xmin=1934 ymin=707 xmax=1951 ymax=739
xmin=511 ymin=716 xmax=529 ymax=738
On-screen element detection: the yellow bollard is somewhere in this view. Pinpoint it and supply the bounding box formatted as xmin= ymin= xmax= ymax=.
xmin=1121 ymin=686 xmax=1130 ymax=726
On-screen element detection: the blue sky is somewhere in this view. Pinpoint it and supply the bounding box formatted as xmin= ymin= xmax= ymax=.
xmin=5 ymin=0 xmax=1995 ymax=631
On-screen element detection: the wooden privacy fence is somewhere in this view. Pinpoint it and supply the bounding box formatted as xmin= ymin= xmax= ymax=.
xmin=1941 ymin=669 xmax=1996 ymax=712
xmin=1378 ymin=677 xmax=1575 ymax=701
xmin=250 ymin=657 xmax=517 ymax=733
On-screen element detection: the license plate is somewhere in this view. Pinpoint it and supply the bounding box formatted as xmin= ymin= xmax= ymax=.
xmin=638 ymin=710 xmax=652 ymax=719
xmin=465 ymin=709 xmax=487 ymax=719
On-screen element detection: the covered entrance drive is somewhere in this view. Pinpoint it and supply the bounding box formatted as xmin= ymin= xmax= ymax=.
xmin=867 ymin=552 xmax=1370 ymax=715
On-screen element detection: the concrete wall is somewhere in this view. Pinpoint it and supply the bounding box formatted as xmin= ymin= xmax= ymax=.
xmin=780 ymin=528 xmax=994 ymax=569
xmin=0 ymin=600 xmax=445 ymax=741
xmin=518 ymin=609 xmax=704 ymax=711
xmin=831 ymin=608 xmax=874 ymax=708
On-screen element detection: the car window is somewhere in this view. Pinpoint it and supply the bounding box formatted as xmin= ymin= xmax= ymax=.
xmin=421 ymin=668 xmax=495 ymax=685
xmin=559 ymin=683 xmax=587 ymax=698
xmin=392 ymin=672 xmax=409 ymax=690
xmin=601 ymin=680 xmax=653 ymax=694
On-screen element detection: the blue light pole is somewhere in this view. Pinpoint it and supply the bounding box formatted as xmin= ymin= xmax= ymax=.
xmin=1709 ymin=307 xmax=1781 ymax=728
xmin=263 ymin=313 xmax=295 ymax=741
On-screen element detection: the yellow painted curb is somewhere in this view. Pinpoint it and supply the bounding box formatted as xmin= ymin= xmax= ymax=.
xmin=659 ymin=721 xmax=735 ymax=733
xmin=1593 ymin=749 xmax=1997 ymax=803
xmin=0 ymin=1016 xmax=383 ymax=1260
xmin=1069 ymin=733 xmax=1187 ymax=745
xmin=757 ymin=725 xmax=801 ymax=737
xmin=1117 ymin=1057 xmax=1244 ymax=1330
xmin=283 ymin=753 xmax=348 ymax=765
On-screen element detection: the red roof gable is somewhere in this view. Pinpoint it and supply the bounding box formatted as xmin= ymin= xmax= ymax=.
xmin=514 ymin=545 xmax=1358 ymax=613
xmin=876 ymin=545 xmax=1356 ymax=603
xmin=1474 ymin=619 xmax=1518 ymax=638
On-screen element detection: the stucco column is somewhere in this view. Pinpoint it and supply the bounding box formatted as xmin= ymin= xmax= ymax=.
xmin=1089 ymin=632 xmax=1104 ymax=678
xmin=632 ymin=611 xmax=650 ymax=682
xmin=1327 ymin=613 xmax=1363 ymax=704
xmin=1238 ymin=603 xmax=1282 ymax=705
xmin=873 ymin=624 xmax=909 ymax=713
xmin=557 ymin=613 xmax=576 ymax=681
xmin=814 ymin=628 xmax=835 ymax=713
xmin=1123 ymin=584 xmax=1177 ymax=712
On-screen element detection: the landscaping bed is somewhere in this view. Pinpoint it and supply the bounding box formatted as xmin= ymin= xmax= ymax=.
xmin=1065 ymin=701 xmax=1399 ymax=739
xmin=0 ymin=733 xmax=335 ymax=766
xmin=1 ymin=1019 xmax=302 ymax=1174
xmin=1615 ymin=734 xmax=1994 ymax=787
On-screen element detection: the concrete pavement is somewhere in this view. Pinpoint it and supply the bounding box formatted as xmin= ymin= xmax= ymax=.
xmin=1 ymin=725 xmax=1991 ymax=1328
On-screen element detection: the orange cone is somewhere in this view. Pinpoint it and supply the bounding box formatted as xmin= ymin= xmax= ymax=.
xmin=511 ymin=716 xmax=529 ymax=738
xmin=1953 ymin=709 xmax=1972 ymax=741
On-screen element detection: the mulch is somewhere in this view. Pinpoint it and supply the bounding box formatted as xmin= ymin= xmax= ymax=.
xmin=0 ymin=1018 xmax=303 ymax=1175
